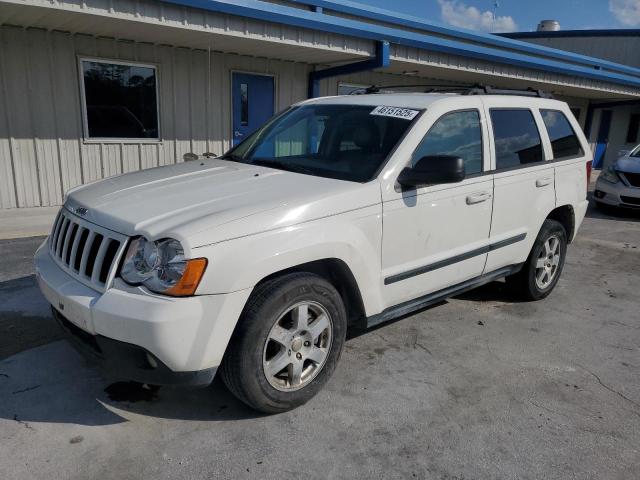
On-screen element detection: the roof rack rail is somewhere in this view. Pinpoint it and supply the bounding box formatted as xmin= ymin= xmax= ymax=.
xmin=464 ymin=85 xmax=554 ymax=98
xmin=353 ymin=83 xmax=554 ymax=98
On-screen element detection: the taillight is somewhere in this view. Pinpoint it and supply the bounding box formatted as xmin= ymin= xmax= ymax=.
xmin=586 ymin=160 xmax=592 ymax=185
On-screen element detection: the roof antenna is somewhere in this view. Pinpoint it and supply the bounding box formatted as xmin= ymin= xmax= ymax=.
xmin=492 ymin=0 xmax=500 ymax=32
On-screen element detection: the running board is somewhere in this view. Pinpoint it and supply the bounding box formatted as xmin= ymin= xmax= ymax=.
xmin=365 ymin=264 xmax=522 ymax=329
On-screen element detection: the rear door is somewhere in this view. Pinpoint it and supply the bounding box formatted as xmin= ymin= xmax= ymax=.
xmin=482 ymin=99 xmax=556 ymax=273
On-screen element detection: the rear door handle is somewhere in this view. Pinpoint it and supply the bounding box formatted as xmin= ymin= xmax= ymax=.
xmin=466 ymin=192 xmax=492 ymax=205
xmin=536 ymin=177 xmax=552 ymax=187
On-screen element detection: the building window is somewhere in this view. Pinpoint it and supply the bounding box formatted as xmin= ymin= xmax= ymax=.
xmin=490 ymin=109 xmax=543 ymax=169
xmin=80 ymin=59 xmax=159 ymax=140
xmin=541 ymin=110 xmax=584 ymax=160
xmin=626 ymin=114 xmax=640 ymax=144
xmin=240 ymin=83 xmax=249 ymax=126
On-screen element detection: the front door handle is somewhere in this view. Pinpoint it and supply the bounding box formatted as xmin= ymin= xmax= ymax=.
xmin=536 ymin=177 xmax=552 ymax=187
xmin=466 ymin=192 xmax=492 ymax=205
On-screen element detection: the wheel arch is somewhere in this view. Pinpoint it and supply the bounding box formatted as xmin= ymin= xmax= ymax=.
xmin=255 ymin=258 xmax=367 ymax=327
xmin=547 ymin=204 xmax=575 ymax=242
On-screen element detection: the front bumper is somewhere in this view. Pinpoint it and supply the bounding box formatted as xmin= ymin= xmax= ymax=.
xmin=52 ymin=307 xmax=216 ymax=386
xmin=34 ymin=239 xmax=252 ymax=384
xmin=594 ymin=178 xmax=640 ymax=208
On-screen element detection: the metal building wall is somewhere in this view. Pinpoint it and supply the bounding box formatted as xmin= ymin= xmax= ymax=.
xmin=0 ymin=25 xmax=312 ymax=209
xmin=518 ymin=36 xmax=640 ymax=69
xmin=0 ymin=25 xmax=431 ymax=210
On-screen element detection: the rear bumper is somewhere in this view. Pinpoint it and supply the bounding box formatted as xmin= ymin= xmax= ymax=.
xmin=594 ymin=178 xmax=640 ymax=208
xmin=52 ymin=307 xmax=216 ymax=386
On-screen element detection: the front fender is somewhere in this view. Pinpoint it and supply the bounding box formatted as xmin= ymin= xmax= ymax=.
xmin=193 ymin=204 xmax=384 ymax=316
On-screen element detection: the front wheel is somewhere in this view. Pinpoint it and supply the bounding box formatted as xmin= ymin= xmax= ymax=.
xmin=507 ymin=219 xmax=567 ymax=301
xmin=220 ymin=273 xmax=346 ymax=413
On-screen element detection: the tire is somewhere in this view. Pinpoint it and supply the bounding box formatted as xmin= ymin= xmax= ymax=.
xmin=507 ymin=219 xmax=567 ymax=301
xmin=220 ymin=272 xmax=347 ymax=413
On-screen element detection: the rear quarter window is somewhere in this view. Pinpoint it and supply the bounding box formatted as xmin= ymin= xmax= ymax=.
xmin=540 ymin=110 xmax=584 ymax=160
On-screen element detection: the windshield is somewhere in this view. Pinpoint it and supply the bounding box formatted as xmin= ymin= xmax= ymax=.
xmin=222 ymin=104 xmax=420 ymax=182
xmin=632 ymin=145 xmax=640 ymax=158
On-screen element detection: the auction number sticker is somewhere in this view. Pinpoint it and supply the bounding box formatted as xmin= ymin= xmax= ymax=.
xmin=370 ymin=106 xmax=420 ymax=120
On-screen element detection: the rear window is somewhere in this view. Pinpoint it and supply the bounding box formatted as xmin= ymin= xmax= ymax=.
xmin=490 ymin=109 xmax=543 ymax=170
xmin=541 ymin=110 xmax=584 ymax=160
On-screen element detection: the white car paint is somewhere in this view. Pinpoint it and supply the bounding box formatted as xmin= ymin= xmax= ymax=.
xmin=594 ymin=145 xmax=640 ymax=208
xmin=35 ymin=93 xmax=591 ymax=378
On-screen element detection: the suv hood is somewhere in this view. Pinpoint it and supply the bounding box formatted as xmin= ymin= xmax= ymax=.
xmin=65 ymin=159 xmax=378 ymax=248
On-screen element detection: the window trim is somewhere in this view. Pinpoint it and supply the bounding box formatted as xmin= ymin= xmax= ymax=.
xmin=78 ymin=56 xmax=162 ymax=144
xmin=489 ymin=107 xmax=547 ymax=173
xmin=406 ymin=108 xmax=486 ymax=177
xmin=539 ymin=108 xmax=585 ymax=162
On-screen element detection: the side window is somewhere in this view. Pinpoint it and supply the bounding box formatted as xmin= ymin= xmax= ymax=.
xmin=412 ymin=110 xmax=483 ymax=175
xmin=490 ymin=109 xmax=543 ymax=169
xmin=541 ymin=110 xmax=584 ymax=159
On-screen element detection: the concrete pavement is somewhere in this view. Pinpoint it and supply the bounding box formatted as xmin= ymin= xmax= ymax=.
xmin=0 ymin=199 xmax=639 ymax=480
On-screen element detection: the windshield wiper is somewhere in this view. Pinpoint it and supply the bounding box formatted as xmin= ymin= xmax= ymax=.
xmin=219 ymin=153 xmax=245 ymax=162
xmin=251 ymin=159 xmax=315 ymax=176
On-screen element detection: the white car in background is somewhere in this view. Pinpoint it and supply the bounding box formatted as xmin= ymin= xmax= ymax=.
xmin=35 ymin=89 xmax=590 ymax=413
xmin=594 ymin=145 xmax=640 ymax=209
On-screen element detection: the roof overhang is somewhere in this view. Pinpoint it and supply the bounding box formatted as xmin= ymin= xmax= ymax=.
xmin=2 ymin=0 xmax=640 ymax=99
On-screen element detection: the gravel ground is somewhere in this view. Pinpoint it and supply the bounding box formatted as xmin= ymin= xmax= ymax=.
xmin=0 ymin=200 xmax=639 ymax=480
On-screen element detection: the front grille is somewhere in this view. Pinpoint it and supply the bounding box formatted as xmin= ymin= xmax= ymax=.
xmin=621 ymin=172 xmax=640 ymax=188
xmin=620 ymin=195 xmax=640 ymax=206
xmin=49 ymin=208 xmax=128 ymax=292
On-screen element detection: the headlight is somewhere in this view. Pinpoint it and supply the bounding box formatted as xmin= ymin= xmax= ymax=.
xmin=120 ymin=237 xmax=207 ymax=296
xmin=600 ymin=167 xmax=619 ymax=184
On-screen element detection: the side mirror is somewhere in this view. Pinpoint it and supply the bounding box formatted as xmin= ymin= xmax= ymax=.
xmin=618 ymin=149 xmax=631 ymax=158
xmin=398 ymin=155 xmax=466 ymax=188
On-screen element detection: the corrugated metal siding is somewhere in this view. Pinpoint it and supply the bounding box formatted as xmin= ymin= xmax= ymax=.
xmin=0 ymin=24 xmax=437 ymax=209
xmin=0 ymin=25 xmax=318 ymax=209
xmin=520 ymin=37 xmax=640 ymax=69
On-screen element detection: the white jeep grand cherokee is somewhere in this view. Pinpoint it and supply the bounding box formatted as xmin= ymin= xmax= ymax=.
xmin=35 ymin=90 xmax=591 ymax=413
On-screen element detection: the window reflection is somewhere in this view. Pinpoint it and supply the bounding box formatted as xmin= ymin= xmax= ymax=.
xmin=82 ymin=60 xmax=159 ymax=139
xmin=240 ymin=83 xmax=249 ymax=126
xmin=490 ymin=109 xmax=543 ymax=169
xmin=412 ymin=110 xmax=483 ymax=174
xmin=541 ymin=110 xmax=583 ymax=160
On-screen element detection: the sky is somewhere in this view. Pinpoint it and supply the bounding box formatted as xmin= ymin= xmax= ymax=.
xmin=357 ymin=0 xmax=640 ymax=32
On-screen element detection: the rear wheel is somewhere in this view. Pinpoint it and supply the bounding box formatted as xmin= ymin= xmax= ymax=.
xmin=507 ymin=219 xmax=567 ymax=301
xmin=220 ymin=273 xmax=346 ymax=413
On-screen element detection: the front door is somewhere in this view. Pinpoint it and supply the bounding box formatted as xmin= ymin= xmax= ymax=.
xmin=232 ymin=73 xmax=275 ymax=146
xmin=593 ymin=110 xmax=612 ymax=169
xmin=381 ymin=101 xmax=494 ymax=308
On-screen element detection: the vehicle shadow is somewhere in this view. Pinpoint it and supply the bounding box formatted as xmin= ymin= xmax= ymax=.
xmin=0 ymin=340 xmax=267 ymax=427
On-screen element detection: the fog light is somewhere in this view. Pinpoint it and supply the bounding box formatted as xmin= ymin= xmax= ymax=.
xmin=594 ymin=190 xmax=606 ymax=199
xmin=146 ymin=352 xmax=158 ymax=369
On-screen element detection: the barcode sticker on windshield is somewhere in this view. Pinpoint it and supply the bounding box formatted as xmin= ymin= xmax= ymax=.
xmin=370 ymin=106 xmax=419 ymax=120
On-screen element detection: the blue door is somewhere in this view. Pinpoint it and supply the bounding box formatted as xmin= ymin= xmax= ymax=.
xmin=593 ymin=110 xmax=612 ymax=169
xmin=232 ymin=73 xmax=275 ymax=146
